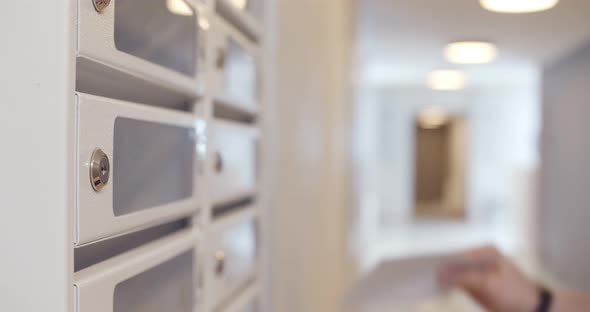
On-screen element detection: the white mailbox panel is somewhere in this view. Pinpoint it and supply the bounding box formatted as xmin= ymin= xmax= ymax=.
xmin=74 ymin=230 xmax=198 ymax=312
xmin=243 ymin=0 xmax=265 ymax=22
xmin=221 ymin=285 xmax=259 ymax=312
xmin=216 ymin=0 xmax=265 ymax=40
xmin=76 ymin=93 xmax=204 ymax=245
xmin=210 ymin=210 xmax=258 ymax=306
xmin=214 ymin=18 xmax=260 ymax=113
xmin=77 ymin=0 xmax=207 ymax=97
xmin=212 ymin=120 xmax=258 ymax=204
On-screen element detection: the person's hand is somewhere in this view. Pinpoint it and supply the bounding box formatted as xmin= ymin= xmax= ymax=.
xmin=438 ymin=246 xmax=539 ymax=312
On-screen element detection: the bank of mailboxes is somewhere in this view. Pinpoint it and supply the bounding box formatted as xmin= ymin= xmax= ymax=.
xmin=73 ymin=0 xmax=264 ymax=311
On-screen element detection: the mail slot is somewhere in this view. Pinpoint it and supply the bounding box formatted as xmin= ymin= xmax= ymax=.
xmin=74 ymin=230 xmax=198 ymax=312
xmin=76 ymin=93 xmax=204 ymax=245
xmin=214 ymin=18 xmax=260 ymax=113
xmin=210 ymin=211 xmax=258 ymax=306
xmin=77 ymin=0 xmax=207 ymax=100
xmin=212 ymin=120 xmax=258 ymax=204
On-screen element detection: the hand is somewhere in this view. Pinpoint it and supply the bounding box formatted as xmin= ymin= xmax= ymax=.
xmin=438 ymin=246 xmax=539 ymax=312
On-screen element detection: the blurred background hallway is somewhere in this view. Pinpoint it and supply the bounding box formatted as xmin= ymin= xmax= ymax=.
xmin=269 ymin=0 xmax=590 ymax=311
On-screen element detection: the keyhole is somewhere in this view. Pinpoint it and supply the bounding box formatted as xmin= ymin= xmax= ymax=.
xmin=100 ymin=160 xmax=109 ymax=177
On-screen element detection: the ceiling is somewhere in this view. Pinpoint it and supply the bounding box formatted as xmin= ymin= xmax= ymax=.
xmin=356 ymin=0 xmax=590 ymax=86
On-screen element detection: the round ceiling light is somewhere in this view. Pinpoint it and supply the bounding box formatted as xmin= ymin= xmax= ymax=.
xmin=480 ymin=0 xmax=559 ymax=13
xmin=427 ymin=70 xmax=467 ymax=91
xmin=444 ymin=41 xmax=498 ymax=64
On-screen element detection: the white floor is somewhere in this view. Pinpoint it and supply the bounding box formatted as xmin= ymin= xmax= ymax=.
xmin=357 ymin=290 xmax=484 ymax=312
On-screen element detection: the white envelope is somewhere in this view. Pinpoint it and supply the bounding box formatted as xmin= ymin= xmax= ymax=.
xmin=347 ymin=253 xmax=457 ymax=309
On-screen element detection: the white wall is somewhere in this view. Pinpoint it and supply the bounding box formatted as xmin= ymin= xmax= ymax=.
xmin=267 ymin=1 xmax=356 ymax=311
xmin=540 ymin=39 xmax=590 ymax=290
xmin=0 ymin=2 xmax=76 ymax=312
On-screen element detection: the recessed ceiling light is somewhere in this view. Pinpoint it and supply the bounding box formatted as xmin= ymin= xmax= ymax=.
xmin=480 ymin=0 xmax=559 ymax=13
xmin=427 ymin=70 xmax=467 ymax=91
xmin=166 ymin=0 xmax=194 ymax=16
xmin=444 ymin=41 xmax=498 ymax=64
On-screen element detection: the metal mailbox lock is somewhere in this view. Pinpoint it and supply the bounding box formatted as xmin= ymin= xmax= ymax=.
xmin=214 ymin=151 xmax=224 ymax=173
xmin=92 ymin=0 xmax=111 ymax=13
xmin=90 ymin=149 xmax=110 ymax=192
xmin=216 ymin=48 xmax=226 ymax=70
xmin=215 ymin=250 xmax=226 ymax=276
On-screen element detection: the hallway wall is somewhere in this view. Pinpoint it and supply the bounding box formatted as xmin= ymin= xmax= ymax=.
xmin=540 ymin=38 xmax=590 ymax=290
xmin=267 ymin=1 xmax=356 ymax=311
